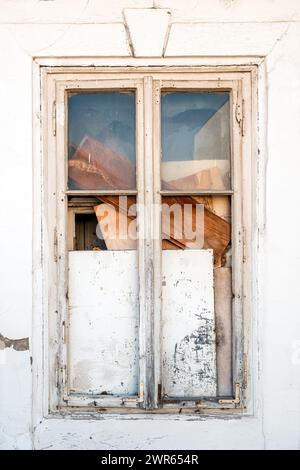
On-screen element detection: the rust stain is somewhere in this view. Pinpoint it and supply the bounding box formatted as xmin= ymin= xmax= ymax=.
xmin=0 ymin=333 xmax=29 ymax=351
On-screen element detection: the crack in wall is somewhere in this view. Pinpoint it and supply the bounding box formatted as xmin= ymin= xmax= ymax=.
xmin=0 ymin=333 xmax=29 ymax=351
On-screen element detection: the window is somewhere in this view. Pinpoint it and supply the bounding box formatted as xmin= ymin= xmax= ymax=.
xmin=44 ymin=68 xmax=254 ymax=413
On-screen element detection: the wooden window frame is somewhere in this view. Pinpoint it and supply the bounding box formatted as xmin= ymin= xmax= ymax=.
xmin=43 ymin=67 xmax=255 ymax=415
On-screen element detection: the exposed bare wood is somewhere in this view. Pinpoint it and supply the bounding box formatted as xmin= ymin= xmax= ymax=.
xmin=214 ymin=267 xmax=233 ymax=397
xmin=67 ymin=207 xmax=95 ymax=251
xmin=162 ymin=196 xmax=231 ymax=266
xmin=96 ymin=195 xmax=136 ymax=216
xmin=94 ymin=203 xmax=137 ymax=250
xmin=61 ymin=406 xmax=244 ymax=415
xmin=96 ymin=194 xmax=231 ymax=258
xmin=0 ymin=333 xmax=29 ymax=352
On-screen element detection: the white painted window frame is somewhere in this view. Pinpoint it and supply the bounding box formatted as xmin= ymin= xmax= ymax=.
xmin=41 ymin=66 xmax=256 ymax=415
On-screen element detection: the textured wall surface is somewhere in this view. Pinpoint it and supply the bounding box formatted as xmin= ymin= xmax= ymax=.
xmin=0 ymin=0 xmax=300 ymax=450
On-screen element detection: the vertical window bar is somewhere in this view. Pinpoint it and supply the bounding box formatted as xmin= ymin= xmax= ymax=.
xmin=139 ymin=76 xmax=156 ymax=409
xmin=136 ymin=82 xmax=147 ymax=406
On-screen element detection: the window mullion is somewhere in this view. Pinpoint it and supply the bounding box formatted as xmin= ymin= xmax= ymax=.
xmin=138 ymin=76 xmax=157 ymax=409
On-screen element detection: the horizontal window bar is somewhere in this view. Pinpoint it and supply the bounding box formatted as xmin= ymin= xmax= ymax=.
xmin=160 ymin=189 xmax=234 ymax=196
xmin=66 ymin=190 xmax=138 ymax=196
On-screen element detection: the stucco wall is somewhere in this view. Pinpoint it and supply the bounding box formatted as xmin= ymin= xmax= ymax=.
xmin=0 ymin=0 xmax=300 ymax=450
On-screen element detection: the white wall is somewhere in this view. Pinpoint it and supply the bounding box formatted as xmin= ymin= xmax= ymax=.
xmin=0 ymin=0 xmax=300 ymax=450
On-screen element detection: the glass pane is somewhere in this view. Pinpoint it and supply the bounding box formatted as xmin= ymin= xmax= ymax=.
xmin=68 ymin=92 xmax=136 ymax=190
xmin=161 ymin=92 xmax=231 ymax=191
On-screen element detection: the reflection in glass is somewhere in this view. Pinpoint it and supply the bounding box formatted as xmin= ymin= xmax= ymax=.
xmin=68 ymin=92 xmax=136 ymax=190
xmin=161 ymin=92 xmax=231 ymax=191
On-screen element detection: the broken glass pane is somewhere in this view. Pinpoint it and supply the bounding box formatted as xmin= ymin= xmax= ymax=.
xmin=68 ymin=92 xmax=136 ymax=190
xmin=94 ymin=196 xmax=137 ymax=250
xmin=75 ymin=212 xmax=107 ymax=251
xmin=68 ymin=196 xmax=137 ymax=251
xmin=161 ymin=92 xmax=231 ymax=191
xmin=161 ymin=196 xmax=231 ymax=267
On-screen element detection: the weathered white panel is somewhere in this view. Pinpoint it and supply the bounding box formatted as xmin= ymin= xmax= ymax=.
xmin=124 ymin=8 xmax=170 ymax=57
xmin=68 ymin=251 xmax=139 ymax=396
xmin=8 ymin=23 xmax=131 ymax=57
xmin=161 ymin=250 xmax=217 ymax=397
xmin=165 ymin=23 xmax=286 ymax=56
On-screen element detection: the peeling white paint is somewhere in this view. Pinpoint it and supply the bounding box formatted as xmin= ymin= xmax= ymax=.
xmin=161 ymin=250 xmax=217 ymax=397
xmin=68 ymin=251 xmax=139 ymax=396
